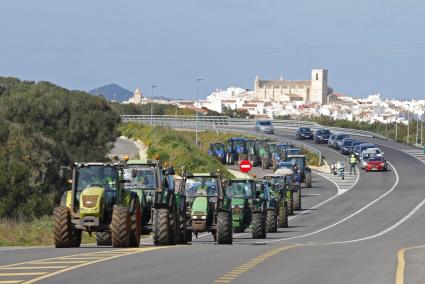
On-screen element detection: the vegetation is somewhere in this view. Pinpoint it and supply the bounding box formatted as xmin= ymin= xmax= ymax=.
xmin=0 ymin=77 xmax=120 ymax=220
xmin=0 ymin=217 xmax=96 ymax=246
xmin=120 ymin=123 xmax=236 ymax=178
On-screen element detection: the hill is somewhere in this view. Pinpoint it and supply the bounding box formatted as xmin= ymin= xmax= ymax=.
xmin=89 ymin=83 xmax=133 ymax=102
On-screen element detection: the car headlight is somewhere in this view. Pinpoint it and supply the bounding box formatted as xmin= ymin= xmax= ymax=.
xmin=380 ymin=163 xmax=385 ymax=167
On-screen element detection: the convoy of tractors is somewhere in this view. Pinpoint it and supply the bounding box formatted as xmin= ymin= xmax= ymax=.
xmin=53 ymin=137 xmax=312 ymax=248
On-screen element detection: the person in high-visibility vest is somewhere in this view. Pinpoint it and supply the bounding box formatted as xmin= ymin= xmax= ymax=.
xmin=349 ymin=154 xmax=357 ymax=175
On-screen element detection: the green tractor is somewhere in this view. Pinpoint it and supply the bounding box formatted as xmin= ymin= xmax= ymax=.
xmin=54 ymin=162 xmax=141 ymax=248
xmin=250 ymin=181 xmax=269 ymax=238
xmin=124 ymin=159 xmax=189 ymax=245
xmin=226 ymin=178 xmax=255 ymax=233
xmin=256 ymin=140 xmax=271 ymax=169
xmin=263 ymin=173 xmax=289 ymax=228
xmin=180 ymin=171 xmax=233 ymax=244
xmin=259 ymin=179 xmax=279 ymax=233
xmin=287 ymin=154 xmax=312 ymax=189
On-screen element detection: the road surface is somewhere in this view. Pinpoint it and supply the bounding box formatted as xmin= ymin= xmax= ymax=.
xmin=1 ymin=133 xmax=424 ymax=284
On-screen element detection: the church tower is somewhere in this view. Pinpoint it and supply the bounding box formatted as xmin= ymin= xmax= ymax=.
xmin=310 ymin=69 xmax=328 ymax=104
xmin=133 ymin=88 xmax=142 ymax=104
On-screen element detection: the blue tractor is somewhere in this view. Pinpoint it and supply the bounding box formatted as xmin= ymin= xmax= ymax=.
xmin=207 ymin=143 xmax=227 ymax=164
xmin=225 ymin=138 xmax=247 ymax=165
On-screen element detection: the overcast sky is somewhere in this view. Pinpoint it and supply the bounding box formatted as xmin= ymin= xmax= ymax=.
xmin=1 ymin=0 xmax=424 ymax=100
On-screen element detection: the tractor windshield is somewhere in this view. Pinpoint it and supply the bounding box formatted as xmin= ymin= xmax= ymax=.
xmin=255 ymin=141 xmax=268 ymax=157
xmin=246 ymin=140 xmax=256 ymax=155
xmin=288 ymin=157 xmax=305 ymax=170
xmin=76 ymin=166 xmax=118 ymax=191
xmin=227 ymin=180 xmax=253 ymax=198
xmin=124 ymin=166 xmax=156 ymax=189
xmin=185 ymin=177 xmax=218 ymax=197
xmin=214 ymin=143 xmax=225 ymax=152
xmin=268 ymin=144 xmax=278 ymax=154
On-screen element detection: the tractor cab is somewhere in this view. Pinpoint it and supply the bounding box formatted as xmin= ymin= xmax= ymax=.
xmin=286 ymin=154 xmax=312 ymax=188
xmin=181 ymin=171 xmax=232 ymax=244
xmin=286 ymin=148 xmax=301 ymax=156
xmin=225 ymin=138 xmax=247 ymax=165
xmin=207 ymin=143 xmax=226 ymax=164
xmin=227 ymin=178 xmax=255 ymax=233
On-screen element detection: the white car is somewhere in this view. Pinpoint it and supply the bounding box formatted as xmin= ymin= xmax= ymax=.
xmin=361 ymin=148 xmax=384 ymax=157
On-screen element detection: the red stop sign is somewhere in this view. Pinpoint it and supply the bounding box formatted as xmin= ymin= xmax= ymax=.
xmin=239 ymin=159 xmax=253 ymax=173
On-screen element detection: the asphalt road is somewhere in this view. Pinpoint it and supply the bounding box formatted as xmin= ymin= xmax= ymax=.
xmin=1 ymin=134 xmax=424 ymax=284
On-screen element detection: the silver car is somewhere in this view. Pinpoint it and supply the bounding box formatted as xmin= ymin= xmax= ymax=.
xmin=255 ymin=120 xmax=274 ymax=134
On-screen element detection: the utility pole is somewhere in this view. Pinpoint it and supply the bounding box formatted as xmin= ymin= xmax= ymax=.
xmin=395 ymin=121 xmax=398 ymax=141
xmin=416 ymin=115 xmax=419 ymax=145
xmin=407 ymin=109 xmax=410 ymax=144
xmin=195 ymin=78 xmax=203 ymax=147
xmin=150 ymin=85 xmax=158 ymax=126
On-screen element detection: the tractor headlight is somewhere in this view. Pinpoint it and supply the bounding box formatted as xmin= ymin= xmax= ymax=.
xmin=82 ymin=195 xmax=99 ymax=208
xmin=201 ymin=215 xmax=206 ymax=220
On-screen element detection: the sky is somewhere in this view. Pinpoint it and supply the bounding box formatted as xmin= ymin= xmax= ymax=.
xmin=1 ymin=0 xmax=424 ymax=100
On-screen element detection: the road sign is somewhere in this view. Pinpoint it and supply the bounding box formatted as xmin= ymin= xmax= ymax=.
xmin=240 ymin=159 xmax=253 ymax=173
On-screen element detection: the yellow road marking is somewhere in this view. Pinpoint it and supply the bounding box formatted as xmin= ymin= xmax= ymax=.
xmin=29 ymin=261 xmax=88 ymax=264
xmin=0 ymin=273 xmax=47 ymax=276
xmin=0 ymin=267 xmax=69 ymax=270
xmin=395 ymin=244 xmax=425 ymax=284
xmin=21 ymin=247 xmax=165 ymax=284
xmin=57 ymin=257 xmax=105 ymax=260
xmin=212 ymin=244 xmax=299 ymax=284
xmin=0 ymin=281 xmax=24 ymax=283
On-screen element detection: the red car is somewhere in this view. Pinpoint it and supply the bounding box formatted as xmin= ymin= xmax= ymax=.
xmin=365 ymin=156 xmax=387 ymax=172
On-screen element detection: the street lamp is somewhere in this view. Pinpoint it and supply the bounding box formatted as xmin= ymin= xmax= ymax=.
xmin=195 ymin=78 xmax=203 ymax=147
xmin=151 ymin=85 xmax=158 ymax=125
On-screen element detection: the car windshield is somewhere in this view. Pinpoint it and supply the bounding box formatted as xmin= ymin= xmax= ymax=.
xmin=259 ymin=121 xmax=272 ymax=126
xmin=227 ymin=180 xmax=253 ymax=198
xmin=185 ymin=177 xmax=217 ymax=197
xmin=337 ymin=135 xmax=349 ymax=140
xmin=300 ymin=128 xmax=311 ymax=132
xmin=124 ymin=166 xmax=156 ymax=189
xmin=343 ymin=140 xmax=354 ymax=146
xmin=77 ymin=165 xmax=118 ymax=191
xmin=361 ymin=144 xmax=377 ymax=151
xmin=369 ymin=156 xmax=384 ymax=162
xmin=318 ymin=130 xmax=330 ymax=134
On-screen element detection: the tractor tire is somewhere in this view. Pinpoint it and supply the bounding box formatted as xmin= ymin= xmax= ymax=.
xmin=178 ymin=213 xmax=188 ymax=244
xmin=293 ymin=188 xmax=302 ymax=211
xmin=305 ymin=172 xmax=312 ymax=188
xmin=266 ymin=209 xmax=277 ymax=233
xmin=186 ymin=230 xmax=193 ymax=243
xmin=287 ymin=195 xmax=294 ymax=216
xmin=53 ymin=206 xmax=73 ymax=248
xmin=129 ymin=196 xmax=141 ymax=247
xmin=96 ymin=232 xmax=112 ymax=246
xmin=278 ymin=200 xmax=288 ymax=228
xmin=217 ymin=211 xmax=232 ymax=244
xmin=169 ymin=209 xmax=178 ymax=245
xmin=70 ymin=230 xmax=82 ymax=248
xmin=153 ymin=208 xmax=170 ymax=245
xmin=252 ymin=212 xmax=266 ymax=239
xmin=111 ymin=205 xmax=130 ymax=248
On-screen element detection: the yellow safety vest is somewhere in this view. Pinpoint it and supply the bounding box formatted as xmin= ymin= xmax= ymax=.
xmin=350 ymin=157 xmax=356 ymax=164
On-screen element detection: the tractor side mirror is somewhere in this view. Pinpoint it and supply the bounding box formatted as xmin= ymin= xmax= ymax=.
xmin=120 ymin=179 xmax=131 ymax=184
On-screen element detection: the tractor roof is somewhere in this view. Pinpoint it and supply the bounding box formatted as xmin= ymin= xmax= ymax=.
xmin=287 ymin=155 xmax=306 ymax=158
xmin=188 ymin=172 xmax=219 ymax=178
xmin=230 ymin=177 xmax=254 ymax=181
xmin=229 ymin=137 xmax=246 ymax=141
xmin=73 ymin=162 xmax=119 ymax=167
xmin=127 ymin=159 xmax=157 ymax=166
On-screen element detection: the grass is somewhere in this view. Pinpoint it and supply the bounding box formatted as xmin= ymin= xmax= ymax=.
xmin=119 ymin=123 xmax=239 ymax=178
xmin=0 ymin=217 xmax=96 ymax=246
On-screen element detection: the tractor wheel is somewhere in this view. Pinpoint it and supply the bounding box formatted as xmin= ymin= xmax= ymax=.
xmin=70 ymin=230 xmax=82 ymax=248
xmin=186 ymin=230 xmax=193 ymax=243
xmin=111 ymin=205 xmax=130 ymax=248
xmin=217 ymin=211 xmax=232 ymax=244
xmin=129 ymin=196 xmax=141 ymax=247
xmin=169 ymin=209 xmax=179 ymax=245
xmin=266 ymin=209 xmax=277 ymax=233
xmin=178 ymin=212 xmax=188 ymax=244
xmin=293 ymin=188 xmax=302 ymax=211
xmin=229 ymin=155 xmax=235 ymax=165
xmin=252 ymin=212 xmax=266 ymax=239
xmin=96 ymin=232 xmax=112 ymax=246
xmin=278 ymin=200 xmax=288 ymax=228
xmin=305 ymin=172 xmax=312 ymax=188
xmin=287 ymin=195 xmax=294 ymax=216
xmin=53 ymin=206 xmax=73 ymax=248
xmin=153 ymin=208 xmax=170 ymax=245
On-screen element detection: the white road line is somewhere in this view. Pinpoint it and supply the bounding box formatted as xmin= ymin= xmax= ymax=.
xmin=321 ymin=198 xmax=425 ymax=245
xmin=252 ymin=161 xmax=399 ymax=244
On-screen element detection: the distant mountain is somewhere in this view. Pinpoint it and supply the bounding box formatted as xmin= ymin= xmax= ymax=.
xmin=89 ymin=83 xmax=133 ymax=102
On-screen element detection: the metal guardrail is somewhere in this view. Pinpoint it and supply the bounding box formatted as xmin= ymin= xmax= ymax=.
xmin=121 ymin=115 xmax=392 ymax=142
